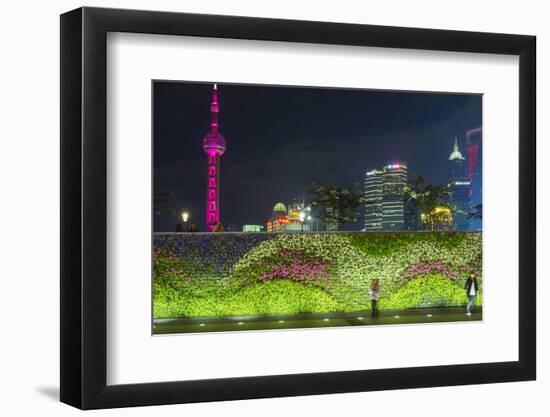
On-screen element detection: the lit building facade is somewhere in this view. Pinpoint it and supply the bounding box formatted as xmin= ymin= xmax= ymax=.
xmin=242 ymin=225 xmax=264 ymax=232
xmin=382 ymin=164 xmax=408 ymax=230
xmin=449 ymin=179 xmax=472 ymax=230
xmin=266 ymin=202 xmax=288 ymax=232
xmin=364 ymin=164 xmax=408 ymax=231
xmin=364 ymin=169 xmax=384 ymax=230
xmin=266 ymin=201 xmax=311 ymax=232
xmin=286 ymin=201 xmax=311 ymax=232
xmin=466 ymin=127 xmax=482 ymax=230
xmin=448 ymin=137 xmax=472 ymax=231
xmin=404 ymin=201 xmax=420 ymax=231
xmin=202 ymin=84 xmax=227 ymax=231
xmin=422 ymin=206 xmax=453 ymax=231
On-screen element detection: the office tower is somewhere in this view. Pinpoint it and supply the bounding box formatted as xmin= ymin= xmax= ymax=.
xmin=364 ymin=169 xmax=384 ymax=230
xmin=382 ymin=164 xmax=408 ymax=230
xmin=364 ymin=164 xmax=408 ymax=231
xmin=448 ymin=137 xmax=472 ymax=230
xmin=466 ymin=127 xmax=482 ymax=206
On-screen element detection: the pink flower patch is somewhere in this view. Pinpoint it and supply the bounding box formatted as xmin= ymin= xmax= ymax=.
xmin=259 ymin=252 xmax=330 ymax=285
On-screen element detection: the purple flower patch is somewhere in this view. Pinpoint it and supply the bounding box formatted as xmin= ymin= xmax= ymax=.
xmin=397 ymin=260 xmax=459 ymax=287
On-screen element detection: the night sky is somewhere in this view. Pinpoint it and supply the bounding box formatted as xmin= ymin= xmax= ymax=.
xmin=153 ymin=81 xmax=482 ymax=232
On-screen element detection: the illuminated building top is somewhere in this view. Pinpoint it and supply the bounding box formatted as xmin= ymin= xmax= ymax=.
xmin=384 ymin=163 xmax=407 ymax=171
xmin=273 ymin=202 xmax=287 ymax=214
xmin=449 ymin=137 xmax=465 ymax=161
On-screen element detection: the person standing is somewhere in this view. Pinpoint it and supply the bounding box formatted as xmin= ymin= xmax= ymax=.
xmin=369 ymin=279 xmax=381 ymax=318
xmin=464 ymin=273 xmax=479 ymax=315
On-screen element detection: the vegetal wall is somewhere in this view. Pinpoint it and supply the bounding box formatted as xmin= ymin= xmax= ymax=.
xmin=153 ymin=232 xmax=482 ymax=318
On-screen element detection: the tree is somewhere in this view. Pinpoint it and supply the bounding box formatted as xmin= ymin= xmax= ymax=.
xmin=468 ymin=203 xmax=483 ymax=220
xmin=154 ymin=190 xmax=176 ymax=216
xmin=308 ymin=184 xmax=365 ymax=230
xmin=403 ymin=174 xmax=454 ymax=230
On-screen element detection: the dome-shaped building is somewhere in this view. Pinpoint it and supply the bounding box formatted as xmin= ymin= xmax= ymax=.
xmin=272 ymin=202 xmax=287 ymax=215
xmin=266 ymin=201 xmax=311 ymax=232
xmin=267 ymin=202 xmax=289 ymax=232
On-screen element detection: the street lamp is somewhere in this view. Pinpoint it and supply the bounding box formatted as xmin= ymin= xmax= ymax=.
xmin=182 ymin=211 xmax=189 ymax=231
xmin=299 ymin=211 xmax=305 ymax=232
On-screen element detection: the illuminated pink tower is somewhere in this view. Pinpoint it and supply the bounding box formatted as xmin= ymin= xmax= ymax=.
xmin=202 ymin=83 xmax=226 ymax=231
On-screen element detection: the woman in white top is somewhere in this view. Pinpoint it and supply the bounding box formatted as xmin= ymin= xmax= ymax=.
xmin=369 ymin=279 xmax=381 ymax=318
xmin=464 ymin=273 xmax=479 ymax=315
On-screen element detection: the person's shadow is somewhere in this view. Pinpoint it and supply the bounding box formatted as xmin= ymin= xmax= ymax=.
xmin=36 ymin=386 xmax=59 ymax=401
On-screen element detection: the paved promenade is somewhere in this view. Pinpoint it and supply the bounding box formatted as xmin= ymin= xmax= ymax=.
xmin=153 ymin=307 xmax=482 ymax=334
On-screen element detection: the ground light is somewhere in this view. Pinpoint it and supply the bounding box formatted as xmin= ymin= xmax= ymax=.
xmin=394 ymin=315 xmax=400 ymax=319
xmin=199 ymin=323 xmax=206 ymax=327
xmin=357 ymin=317 xmax=364 ymax=320
xmin=278 ymin=320 xmax=285 ymax=324
xmin=323 ymin=318 xmax=330 ymax=322
xmin=237 ymin=321 xmax=244 ymax=325
xmin=427 ymin=314 xmax=433 ymax=317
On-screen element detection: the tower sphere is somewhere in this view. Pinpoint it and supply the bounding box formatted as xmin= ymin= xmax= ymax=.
xmin=202 ymin=131 xmax=226 ymax=155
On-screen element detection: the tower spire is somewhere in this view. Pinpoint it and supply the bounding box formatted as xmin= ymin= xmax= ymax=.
xmin=449 ymin=136 xmax=465 ymax=160
xmin=210 ymin=83 xmax=219 ymax=133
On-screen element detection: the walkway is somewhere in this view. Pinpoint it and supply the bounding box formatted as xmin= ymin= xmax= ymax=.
xmin=153 ymin=307 xmax=482 ymax=334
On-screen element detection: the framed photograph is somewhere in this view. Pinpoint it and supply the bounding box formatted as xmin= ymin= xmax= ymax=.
xmin=60 ymin=6 xmax=536 ymax=409
xmin=152 ymin=81 xmax=484 ymax=335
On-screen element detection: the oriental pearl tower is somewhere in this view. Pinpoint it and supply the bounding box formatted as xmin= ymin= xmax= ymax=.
xmin=203 ymin=83 xmax=226 ymax=231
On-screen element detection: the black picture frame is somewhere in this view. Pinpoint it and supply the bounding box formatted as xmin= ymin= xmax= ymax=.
xmin=60 ymin=6 xmax=536 ymax=410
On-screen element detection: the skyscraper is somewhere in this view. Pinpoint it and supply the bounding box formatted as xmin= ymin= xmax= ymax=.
xmin=466 ymin=127 xmax=483 ymax=205
xmin=202 ymin=84 xmax=227 ymax=231
xmin=364 ymin=169 xmax=384 ymax=230
xmin=449 ymin=179 xmax=472 ymax=230
xmin=364 ymin=164 xmax=408 ymax=231
xmin=448 ymin=137 xmax=472 ymax=230
xmin=466 ymin=127 xmax=482 ymax=230
xmin=382 ymin=164 xmax=408 ymax=230
xmin=449 ymin=137 xmax=466 ymax=178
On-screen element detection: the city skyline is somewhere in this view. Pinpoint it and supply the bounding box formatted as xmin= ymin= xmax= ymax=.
xmin=154 ymin=81 xmax=482 ymax=231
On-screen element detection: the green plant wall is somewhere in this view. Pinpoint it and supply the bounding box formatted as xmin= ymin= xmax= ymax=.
xmin=153 ymin=232 xmax=482 ymax=318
